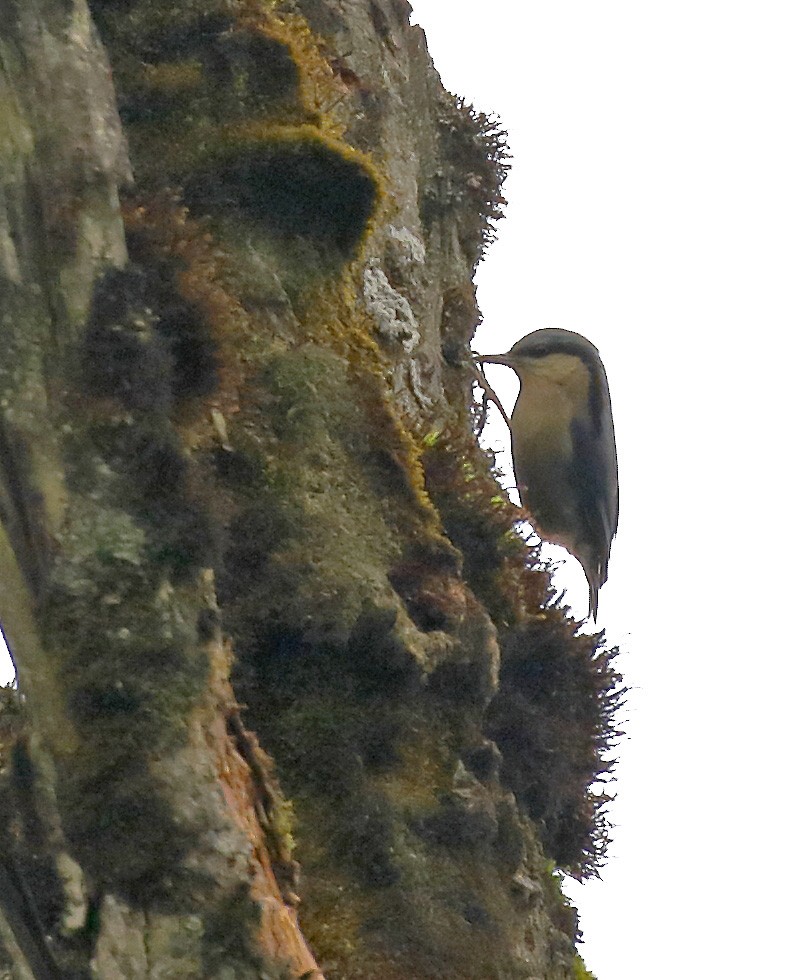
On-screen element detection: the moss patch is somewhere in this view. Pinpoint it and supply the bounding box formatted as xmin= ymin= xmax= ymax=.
xmin=42 ymin=489 xmax=213 ymax=897
xmin=421 ymin=425 xmax=552 ymax=624
xmin=421 ymin=424 xmax=626 ymax=877
xmin=485 ymin=620 xmax=625 ymax=876
xmin=93 ymin=0 xmax=381 ymax=260
xmin=182 ymin=124 xmax=379 ymax=253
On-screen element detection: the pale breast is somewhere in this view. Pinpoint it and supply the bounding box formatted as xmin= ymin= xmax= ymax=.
xmin=515 ymin=353 xmax=591 ymax=452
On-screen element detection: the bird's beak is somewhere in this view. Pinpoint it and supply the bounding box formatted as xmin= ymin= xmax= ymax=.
xmin=474 ymin=353 xmax=512 ymax=367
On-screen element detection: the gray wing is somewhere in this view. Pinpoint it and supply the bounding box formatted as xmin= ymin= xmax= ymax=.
xmin=568 ymin=401 xmax=618 ymax=586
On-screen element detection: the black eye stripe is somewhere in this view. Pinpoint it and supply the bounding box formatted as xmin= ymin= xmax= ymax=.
xmin=505 ymin=332 xmax=611 ymax=431
xmin=510 ymin=337 xmax=600 ymax=361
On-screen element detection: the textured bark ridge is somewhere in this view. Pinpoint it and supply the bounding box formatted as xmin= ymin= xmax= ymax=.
xmin=0 ymin=1 xmax=622 ymax=978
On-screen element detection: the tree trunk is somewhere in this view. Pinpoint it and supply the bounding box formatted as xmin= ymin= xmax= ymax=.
xmin=0 ymin=2 xmax=622 ymax=977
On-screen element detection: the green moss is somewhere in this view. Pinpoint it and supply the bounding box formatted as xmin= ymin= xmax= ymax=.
xmin=117 ymin=200 xmax=444 ymax=669
xmin=169 ymin=123 xmax=378 ymax=255
xmin=291 ymin=277 xmax=449 ymax=533
xmin=485 ymin=619 xmax=625 ymax=876
xmin=573 ymin=954 xmax=598 ymax=980
xmin=44 ymin=525 xmax=212 ymax=898
xmin=421 ymin=426 xmax=551 ymax=624
xmin=47 ymin=290 xmax=222 ymax=892
xmin=47 ymin=494 xmax=208 ymax=745
xmin=216 ymin=341 xmax=440 ymax=646
xmin=94 ymin=0 xmax=381 ymax=259
xmin=228 ymin=569 xmax=544 ymax=976
xmin=131 ymin=121 xmax=380 ymax=260
xmin=44 ymin=533 xmax=213 ymax=897
xmin=258 ymin=343 xmax=355 ymax=441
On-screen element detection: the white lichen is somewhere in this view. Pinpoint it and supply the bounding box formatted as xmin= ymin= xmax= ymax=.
xmin=362 ymin=260 xmax=420 ymax=353
xmin=387 ymin=225 xmax=426 ymax=267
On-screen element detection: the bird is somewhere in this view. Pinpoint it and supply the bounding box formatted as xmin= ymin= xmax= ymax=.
xmin=476 ymin=328 xmax=618 ymax=620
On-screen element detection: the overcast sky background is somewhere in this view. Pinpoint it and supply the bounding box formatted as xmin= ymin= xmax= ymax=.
xmin=411 ymin=1 xmax=784 ymax=977
xmin=2 ymin=2 xmax=784 ymax=976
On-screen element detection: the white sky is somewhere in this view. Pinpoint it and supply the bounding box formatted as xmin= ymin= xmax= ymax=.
xmin=411 ymin=1 xmax=785 ymax=977
xmin=2 ymin=3 xmax=784 ymax=975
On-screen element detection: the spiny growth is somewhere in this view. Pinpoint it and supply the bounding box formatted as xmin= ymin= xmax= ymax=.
xmin=421 ymin=93 xmax=511 ymax=267
xmin=486 ymin=620 xmax=625 ymax=877
xmin=422 ymin=426 xmax=626 ymax=877
xmin=421 ymin=425 xmax=552 ymax=623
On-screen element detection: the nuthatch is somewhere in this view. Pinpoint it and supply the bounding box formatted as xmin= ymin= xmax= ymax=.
xmin=476 ymin=328 xmax=618 ymax=620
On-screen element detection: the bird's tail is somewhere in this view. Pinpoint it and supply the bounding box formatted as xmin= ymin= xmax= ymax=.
xmin=576 ymin=554 xmax=601 ymax=622
xmin=588 ymin=577 xmax=600 ymax=622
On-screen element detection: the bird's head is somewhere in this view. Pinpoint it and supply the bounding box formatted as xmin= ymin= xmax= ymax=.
xmin=476 ymin=328 xmax=603 ymax=378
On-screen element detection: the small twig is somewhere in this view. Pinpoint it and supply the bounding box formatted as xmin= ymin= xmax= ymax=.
xmin=471 ymin=361 xmax=512 ymax=430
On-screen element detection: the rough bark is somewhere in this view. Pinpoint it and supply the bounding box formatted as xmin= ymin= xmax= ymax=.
xmin=0 ymin=2 xmax=621 ymax=977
